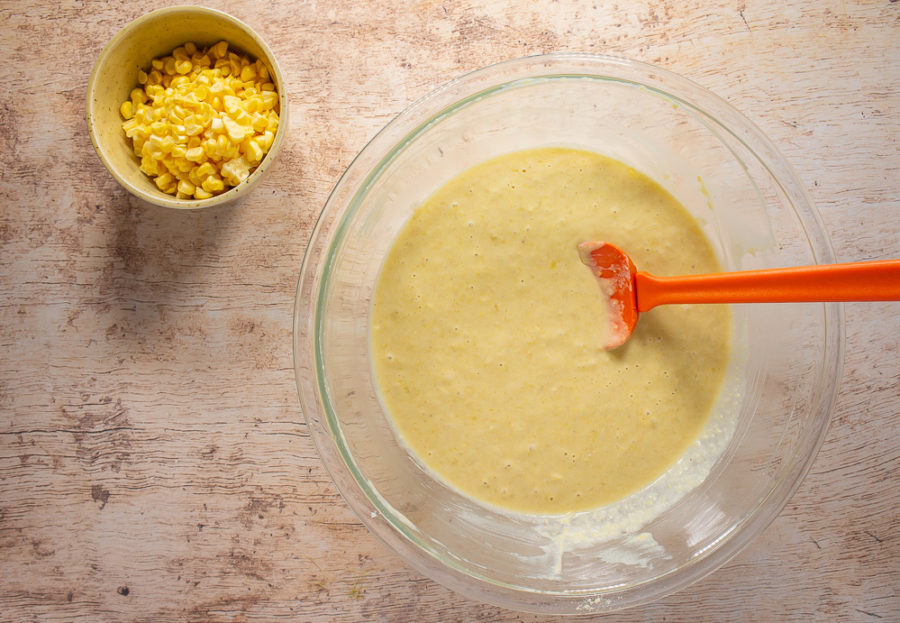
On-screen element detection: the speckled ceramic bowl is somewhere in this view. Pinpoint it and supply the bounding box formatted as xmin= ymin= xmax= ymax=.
xmin=294 ymin=54 xmax=843 ymax=614
xmin=86 ymin=5 xmax=288 ymax=209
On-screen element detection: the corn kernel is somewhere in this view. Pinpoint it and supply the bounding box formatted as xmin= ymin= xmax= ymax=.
xmin=227 ymin=145 xmax=241 ymax=162
xmin=160 ymin=135 xmax=176 ymax=153
xmin=220 ymin=155 xmax=250 ymax=185
xmin=130 ymin=88 xmax=147 ymax=105
xmin=222 ymin=116 xmax=246 ymax=141
xmin=212 ymin=41 xmax=229 ymax=59
xmin=163 ymin=57 xmax=177 ymax=75
xmin=121 ymin=40 xmax=279 ymax=198
xmin=257 ymin=130 xmax=274 ymax=151
xmin=176 ymin=179 xmax=195 ymax=195
xmin=202 ymin=175 xmax=225 ymax=192
xmin=125 ymin=126 xmax=146 ymax=143
xmin=185 ymin=146 xmax=206 ymax=163
xmin=254 ymin=113 xmax=271 ymax=132
xmin=223 ymin=94 xmax=242 ymax=115
xmin=213 ymin=78 xmax=231 ymax=95
xmin=155 ymin=172 xmax=174 ymax=190
xmin=195 ymin=162 xmax=216 ymax=179
xmin=243 ymin=138 xmax=264 ymax=164
xmin=184 ymin=120 xmax=205 ymax=137
xmin=234 ymin=110 xmax=253 ymax=126
xmin=260 ymin=91 xmax=278 ymax=110
xmin=201 ymin=138 xmax=216 ymax=159
xmin=239 ymin=65 xmax=257 ymax=82
xmin=140 ymin=156 xmax=159 ymax=176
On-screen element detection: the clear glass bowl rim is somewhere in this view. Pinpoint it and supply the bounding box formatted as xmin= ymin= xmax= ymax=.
xmin=293 ymin=53 xmax=844 ymax=614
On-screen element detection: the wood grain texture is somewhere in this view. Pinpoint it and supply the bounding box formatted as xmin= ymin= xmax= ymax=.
xmin=1 ymin=0 xmax=897 ymax=620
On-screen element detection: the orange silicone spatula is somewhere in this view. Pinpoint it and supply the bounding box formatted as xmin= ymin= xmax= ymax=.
xmin=578 ymin=241 xmax=900 ymax=349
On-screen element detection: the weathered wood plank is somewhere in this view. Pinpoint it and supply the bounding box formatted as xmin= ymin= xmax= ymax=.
xmin=1 ymin=0 xmax=897 ymax=620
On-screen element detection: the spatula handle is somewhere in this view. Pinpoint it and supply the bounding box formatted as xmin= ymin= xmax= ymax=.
xmin=635 ymin=259 xmax=900 ymax=311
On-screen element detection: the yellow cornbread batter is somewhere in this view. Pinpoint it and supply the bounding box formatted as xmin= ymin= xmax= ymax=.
xmin=372 ymin=148 xmax=730 ymax=514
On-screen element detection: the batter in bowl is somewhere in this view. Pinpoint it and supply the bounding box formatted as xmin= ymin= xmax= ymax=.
xmin=371 ymin=147 xmax=730 ymax=514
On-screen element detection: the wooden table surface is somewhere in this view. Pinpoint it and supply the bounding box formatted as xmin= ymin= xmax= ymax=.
xmin=2 ymin=1 xmax=897 ymax=620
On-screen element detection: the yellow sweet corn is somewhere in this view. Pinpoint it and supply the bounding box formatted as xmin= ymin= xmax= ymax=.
xmin=185 ymin=146 xmax=206 ymax=163
xmin=222 ymin=94 xmax=242 ymax=115
xmin=221 ymin=115 xmax=246 ymax=142
xmin=163 ymin=57 xmax=177 ymax=76
xmin=242 ymin=138 xmax=264 ymax=164
xmin=239 ymin=64 xmax=256 ymax=82
xmin=119 ymin=41 xmax=280 ymax=199
xmin=195 ymin=162 xmax=216 ymax=179
xmin=220 ymin=155 xmax=251 ymax=186
xmin=177 ymin=179 xmax=195 ymax=196
xmin=251 ymin=113 xmax=268 ymax=133
xmin=233 ymin=109 xmax=253 ymax=127
xmin=201 ymin=175 xmax=225 ymax=193
xmin=211 ymin=41 xmax=229 ymax=59
xmin=154 ymin=172 xmax=174 ymax=190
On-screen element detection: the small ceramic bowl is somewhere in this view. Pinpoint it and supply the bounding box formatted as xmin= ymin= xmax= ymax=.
xmin=86 ymin=5 xmax=288 ymax=209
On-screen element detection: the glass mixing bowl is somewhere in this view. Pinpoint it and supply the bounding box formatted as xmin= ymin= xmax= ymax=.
xmin=293 ymin=54 xmax=843 ymax=614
